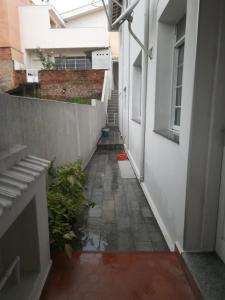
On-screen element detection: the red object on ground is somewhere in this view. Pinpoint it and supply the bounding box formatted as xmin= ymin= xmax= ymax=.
xmin=40 ymin=252 xmax=199 ymax=300
xmin=116 ymin=153 xmax=128 ymax=160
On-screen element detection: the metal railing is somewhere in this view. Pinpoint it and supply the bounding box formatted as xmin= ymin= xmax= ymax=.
xmin=107 ymin=112 xmax=118 ymax=126
xmin=55 ymin=57 xmax=92 ymax=70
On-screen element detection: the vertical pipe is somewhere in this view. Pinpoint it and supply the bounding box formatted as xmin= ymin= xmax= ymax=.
xmin=139 ymin=0 xmax=150 ymax=181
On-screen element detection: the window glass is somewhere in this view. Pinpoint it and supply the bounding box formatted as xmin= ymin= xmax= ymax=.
xmin=174 ymin=107 xmax=181 ymax=126
xmin=172 ymin=15 xmax=186 ymax=129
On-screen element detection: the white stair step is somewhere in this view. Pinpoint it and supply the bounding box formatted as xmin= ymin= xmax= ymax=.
xmin=27 ymin=155 xmax=50 ymax=164
xmin=17 ymin=161 xmax=44 ymax=172
xmin=0 ymin=185 xmax=20 ymax=198
xmin=23 ymin=158 xmax=48 ymax=168
xmin=11 ymin=166 xmax=39 ymax=177
xmin=0 ymin=183 xmax=21 ymax=197
xmin=0 ymin=197 xmax=13 ymax=208
xmin=0 ymin=177 xmax=28 ymax=190
xmin=3 ymin=170 xmax=34 ymax=183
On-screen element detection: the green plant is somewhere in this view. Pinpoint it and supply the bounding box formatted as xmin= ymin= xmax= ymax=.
xmin=35 ymin=47 xmax=56 ymax=70
xmin=47 ymin=161 xmax=92 ymax=255
xmin=66 ymin=98 xmax=92 ymax=105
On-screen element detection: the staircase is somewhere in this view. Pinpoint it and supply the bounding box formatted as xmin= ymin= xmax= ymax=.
xmin=107 ymin=90 xmax=119 ymax=126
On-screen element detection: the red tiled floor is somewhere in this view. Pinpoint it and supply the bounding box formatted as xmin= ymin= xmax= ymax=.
xmin=40 ymin=251 xmax=199 ymax=300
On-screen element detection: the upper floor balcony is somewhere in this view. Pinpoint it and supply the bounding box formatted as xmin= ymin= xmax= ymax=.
xmin=19 ymin=5 xmax=109 ymax=51
xmin=21 ymin=27 xmax=109 ymax=50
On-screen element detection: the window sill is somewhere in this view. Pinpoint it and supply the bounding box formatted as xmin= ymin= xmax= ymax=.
xmin=153 ymin=128 xmax=180 ymax=144
xmin=132 ymin=118 xmax=141 ymax=125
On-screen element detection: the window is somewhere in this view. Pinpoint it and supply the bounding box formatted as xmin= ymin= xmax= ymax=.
xmin=54 ymin=57 xmax=92 ymax=70
xmin=171 ymin=16 xmax=186 ymax=131
xmin=132 ymin=52 xmax=142 ymax=123
xmin=154 ymin=0 xmax=187 ymax=143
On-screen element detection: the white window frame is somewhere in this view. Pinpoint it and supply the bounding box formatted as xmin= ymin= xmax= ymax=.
xmin=171 ymin=20 xmax=186 ymax=132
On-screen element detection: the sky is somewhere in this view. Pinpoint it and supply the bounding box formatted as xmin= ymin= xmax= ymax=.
xmin=33 ymin=0 xmax=103 ymax=13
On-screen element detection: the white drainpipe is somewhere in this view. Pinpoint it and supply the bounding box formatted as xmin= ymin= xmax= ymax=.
xmin=139 ymin=0 xmax=150 ymax=182
xmin=104 ymin=0 xmax=150 ymax=180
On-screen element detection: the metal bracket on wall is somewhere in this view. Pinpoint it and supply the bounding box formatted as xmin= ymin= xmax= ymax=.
xmin=127 ymin=17 xmax=153 ymax=59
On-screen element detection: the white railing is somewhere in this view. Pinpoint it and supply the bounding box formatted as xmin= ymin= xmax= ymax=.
xmin=101 ymin=70 xmax=112 ymax=113
xmin=55 ymin=57 xmax=92 ymax=70
xmin=107 ymin=112 xmax=118 ymax=126
xmin=26 ymin=69 xmax=39 ymax=83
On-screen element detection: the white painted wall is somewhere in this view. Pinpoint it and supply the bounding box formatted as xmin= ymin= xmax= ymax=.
xmin=65 ymin=8 xmax=107 ymax=29
xmin=0 ymin=93 xmax=106 ymax=166
xmin=19 ymin=5 xmax=109 ymax=51
xmin=119 ymin=0 xmax=199 ymax=249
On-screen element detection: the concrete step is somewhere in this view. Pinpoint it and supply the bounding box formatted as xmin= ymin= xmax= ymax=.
xmin=108 ymin=110 xmax=118 ymax=113
xmin=108 ymin=105 xmax=118 ymax=108
xmin=0 ymin=176 xmax=28 ymax=191
xmin=108 ymin=108 xmax=118 ymax=112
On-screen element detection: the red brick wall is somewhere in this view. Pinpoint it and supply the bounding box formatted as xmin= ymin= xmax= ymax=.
xmin=39 ymin=70 xmax=105 ymax=100
xmin=14 ymin=70 xmax=26 ymax=86
xmin=0 ymin=47 xmax=12 ymax=60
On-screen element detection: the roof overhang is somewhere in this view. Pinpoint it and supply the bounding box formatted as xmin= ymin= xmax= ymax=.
xmin=61 ymin=1 xmax=108 ymax=22
xmin=49 ymin=6 xmax=66 ymax=27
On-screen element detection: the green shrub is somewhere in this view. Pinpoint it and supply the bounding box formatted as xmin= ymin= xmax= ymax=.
xmin=47 ymin=161 xmax=92 ymax=254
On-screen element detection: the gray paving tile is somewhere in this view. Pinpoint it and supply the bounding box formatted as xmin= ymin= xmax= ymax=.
xmin=100 ymin=223 xmax=118 ymax=251
xmin=88 ymin=206 xmax=102 ymax=218
xmin=79 ymin=144 xmax=168 ymax=252
xmin=102 ymin=208 xmax=115 ymax=223
xmin=117 ymin=230 xmax=135 ymax=251
xmin=141 ymin=207 xmax=153 ymax=218
xmin=135 ymin=241 xmax=154 ymax=251
xmin=182 ymin=252 xmax=225 ymax=300
xmin=117 ymin=217 xmax=130 ymax=230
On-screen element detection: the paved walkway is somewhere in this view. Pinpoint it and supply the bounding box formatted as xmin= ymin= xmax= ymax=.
xmin=40 ymin=128 xmax=201 ymax=300
xmin=74 ymin=148 xmax=168 ymax=251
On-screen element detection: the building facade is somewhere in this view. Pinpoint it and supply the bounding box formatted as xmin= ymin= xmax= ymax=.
xmin=0 ymin=0 xmax=119 ymax=90
xmin=111 ymin=0 xmax=225 ymax=262
xmin=0 ymin=0 xmax=32 ymax=91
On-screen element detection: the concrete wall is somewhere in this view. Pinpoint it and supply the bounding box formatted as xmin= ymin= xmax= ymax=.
xmin=0 ymin=93 xmax=106 ymax=166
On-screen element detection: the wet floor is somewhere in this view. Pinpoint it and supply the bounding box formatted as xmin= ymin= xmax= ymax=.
xmin=73 ymin=148 xmax=168 ymax=251
xmin=40 ymin=130 xmax=200 ymax=300
xmin=40 ymin=251 xmax=199 ymax=300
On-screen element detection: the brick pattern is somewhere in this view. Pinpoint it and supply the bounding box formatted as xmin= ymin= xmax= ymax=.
xmin=39 ymin=70 xmax=105 ymax=100
xmin=14 ymin=70 xmax=26 ymax=86
xmin=0 ymin=48 xmax=12 ymax=60
xmin=0 ymin=60 xmax=14 ymax=91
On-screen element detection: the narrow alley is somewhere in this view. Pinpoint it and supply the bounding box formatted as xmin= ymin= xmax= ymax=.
xmin=40 ymin=128 xmax=200 ymax=300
